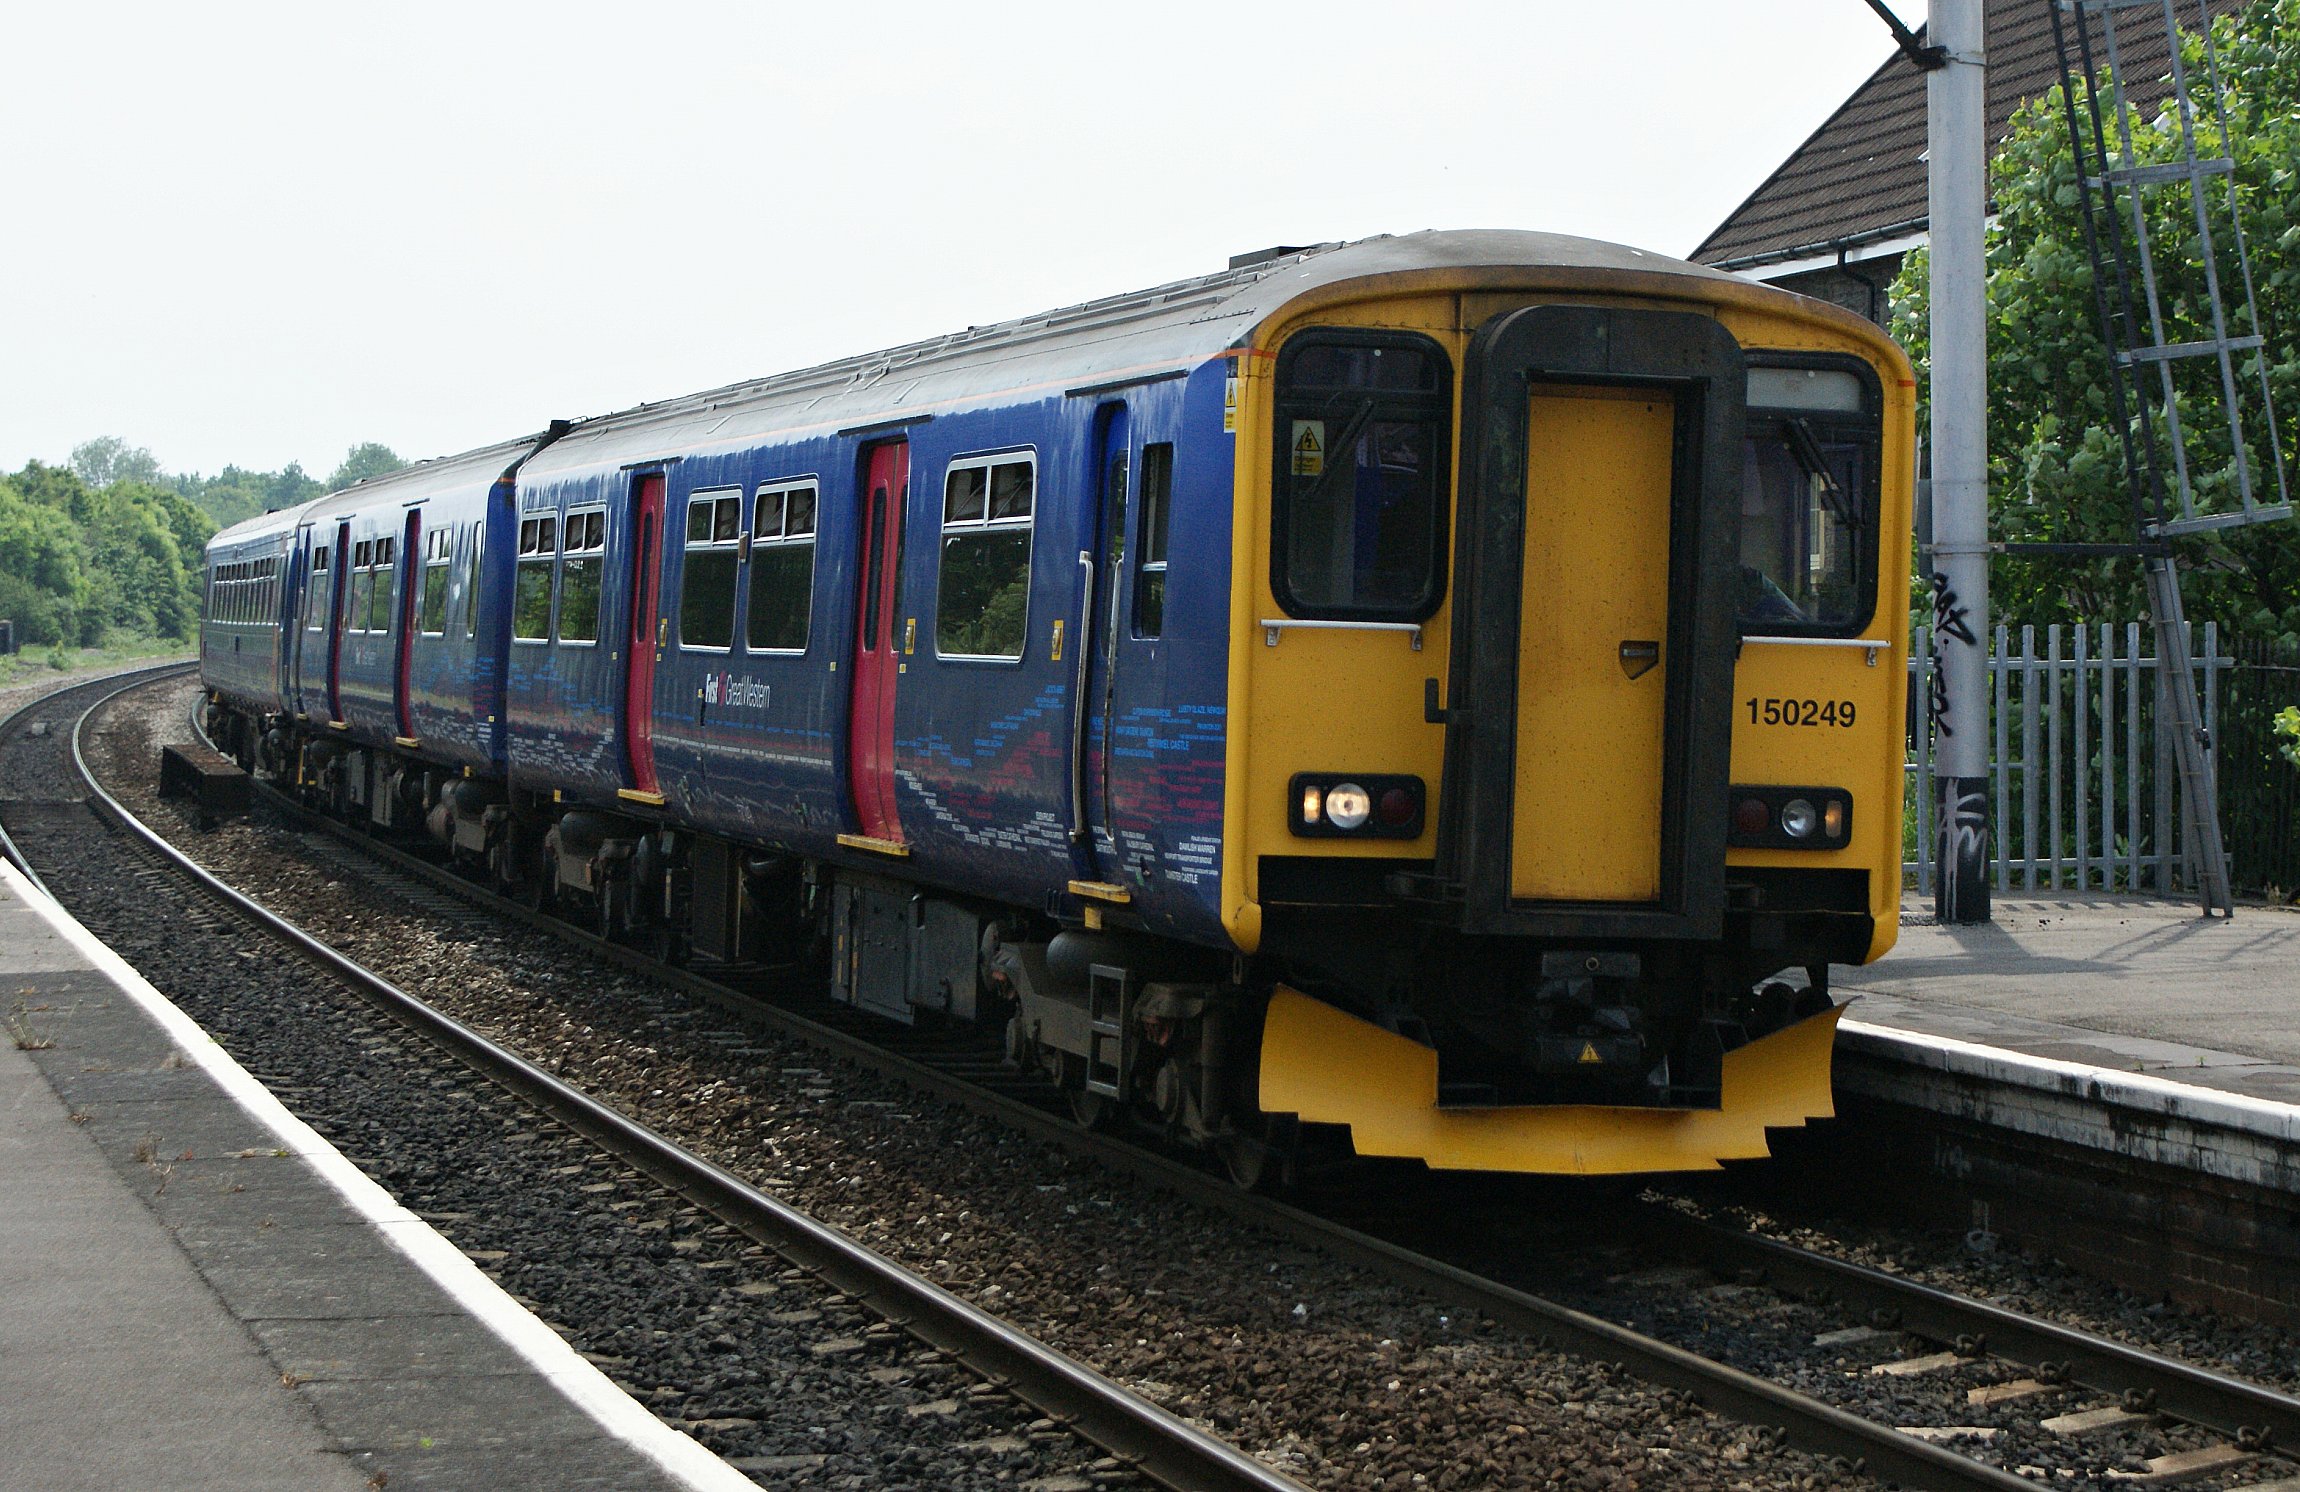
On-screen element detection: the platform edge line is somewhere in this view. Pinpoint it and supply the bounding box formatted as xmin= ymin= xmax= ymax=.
xmin=0 ymin=861 xmax=758 ymax=1492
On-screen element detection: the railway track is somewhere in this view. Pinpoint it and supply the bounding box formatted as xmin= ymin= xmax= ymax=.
xmin=4 ymin=666 xmax=1300 ymax=1492
xmin=154 ymin=676 xmax=2300 ymax=1491
xmin=20 ymin=666 xmax=2300 ymax=1492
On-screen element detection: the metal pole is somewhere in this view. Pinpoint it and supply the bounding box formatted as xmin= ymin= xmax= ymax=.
xmin=1928 ymin=0 xmax=1991 ymax=922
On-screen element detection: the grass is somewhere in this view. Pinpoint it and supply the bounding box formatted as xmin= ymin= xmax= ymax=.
xmin=0 ymin=637 xmax=194 ymax=690
xmin=7 ymin=1001 xmax=54 ymax=1050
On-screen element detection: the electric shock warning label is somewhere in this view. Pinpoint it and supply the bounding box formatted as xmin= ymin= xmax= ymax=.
xmin=1291 ymin=420 xmax=1325 ymax=477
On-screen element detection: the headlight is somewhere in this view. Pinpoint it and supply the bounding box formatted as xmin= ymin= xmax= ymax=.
xmin=1287 ymin=773 xmax=1424 ymax=838
xmin=1726 ymin=785 xmax=1852 ymax=849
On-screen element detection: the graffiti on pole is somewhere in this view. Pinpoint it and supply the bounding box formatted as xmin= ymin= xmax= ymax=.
xmin=1928 ymin=568 xmax=1977 ymax=738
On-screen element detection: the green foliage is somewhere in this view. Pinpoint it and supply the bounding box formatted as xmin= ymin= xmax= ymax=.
xmin=2276 ymin=704 xmax=2300 ymax=768
xmin=173 ymin=463 xmax=325 ymax=529
xmin=328 ymin=442 xmax=406 ymax=490
xmin=1 ymin=434 xmax=404 ymax=647
xmin=0 ymin=462 xmax=213 ymax=645
xmin=1892 ymin=0 xmax=2300 ymax=643
xmin=69 ymin=437 xmax=162 ymax=491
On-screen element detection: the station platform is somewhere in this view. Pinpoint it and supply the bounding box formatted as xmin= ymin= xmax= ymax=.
xmin=1826 ymin=892 xmax=2300 ymax=1191
xmin=1815 ymin=892 xmax=2300 ymax=1320
xmin=1845 ymin=891 xmax=2300 ymax=1105
xmin=0 ymin=862 xmax=751 ymax=1492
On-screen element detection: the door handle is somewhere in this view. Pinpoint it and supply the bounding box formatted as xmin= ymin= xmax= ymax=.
xmin=1619 ymin=640 xmax=1660 ymax=680
xmin=1069 ymin=551 xmax=1094 ymax=844
xmin=1424 ymin=677 xmax=1459 ymax=725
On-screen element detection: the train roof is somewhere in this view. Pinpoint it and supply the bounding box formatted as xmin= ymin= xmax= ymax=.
xmin=206 ymin=436 xmax=541 ymax=556
xmin=518 ymin=228 xmax=1839 ymax=481
xmin=212 ymin=229 xmax=1888 ymax=539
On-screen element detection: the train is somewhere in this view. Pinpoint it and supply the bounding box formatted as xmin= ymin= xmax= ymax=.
xmin=200 ymin=230 xmax=1913 ymax=1179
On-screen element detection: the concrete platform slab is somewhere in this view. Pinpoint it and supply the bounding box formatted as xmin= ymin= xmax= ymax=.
xmin=1848 ymin=893 xmax=2300 ymax=1085
xmin=0 ymin=861 xmax=752 ymax=1491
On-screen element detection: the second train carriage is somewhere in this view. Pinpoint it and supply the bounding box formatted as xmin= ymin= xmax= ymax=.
xmin=202 ymin=229 xmax=1914 ymax=1177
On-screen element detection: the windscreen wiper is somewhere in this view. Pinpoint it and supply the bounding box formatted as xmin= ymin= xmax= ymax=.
xmin=1781 ymin=416 xmax=1862 ymax=528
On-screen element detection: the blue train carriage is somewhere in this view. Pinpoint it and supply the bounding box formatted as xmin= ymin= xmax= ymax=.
xmin=490 ymin=285 xmax=1240 ymax=957
xmin=200 ymin=500 xmax=317 ymax=763
xmin=274 ymin=435 xmax=547 ymax=838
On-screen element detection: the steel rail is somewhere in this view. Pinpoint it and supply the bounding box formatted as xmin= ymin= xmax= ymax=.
xmin=161 ymin=708 xmax=2053 ymax=1492
xmin=0 ymin=659 xmax=196 ymax=893
xmin=1641 ymin=1207 xmax=2300 ymax=1453
xmin=60 ymin=678 xmax=1310 ymax=1492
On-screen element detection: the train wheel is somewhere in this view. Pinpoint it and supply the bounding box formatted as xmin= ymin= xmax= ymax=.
xmin=645 ymin=921 xmax=688 ymax=967
xmin=1215 ymin=1113 xmax=1295 ymax=1192
xmin=1066 ymin=1087 xmax=1116 ymax=1130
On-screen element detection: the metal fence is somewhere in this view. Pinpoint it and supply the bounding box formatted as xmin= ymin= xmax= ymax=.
xmin=2217 ymin=635 xmax=2300 ymax=895
xmin=1903 ymin=621 xmax=2232 ymax=895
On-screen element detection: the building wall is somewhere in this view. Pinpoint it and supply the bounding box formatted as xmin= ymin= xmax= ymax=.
xmin=1764 ymin=254 xmax=1908 ymax=329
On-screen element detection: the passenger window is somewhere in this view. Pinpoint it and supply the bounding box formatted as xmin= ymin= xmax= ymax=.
xmin=514 ymin=516 xmax=554 ymax=641
xmin=367 ymin=535 xmax=396 ymax=634
xmin=747 ymin=482 xmax=816 ymax=653
xmin=419 ymin=528 xmax=450 ymax=635
xmin=307 ymin=546 xmax=328 ymax=632
xmin=1133 ymin=443 xmax=1173 ymax=638
xmin=348 ymin=541 xmax=374 ymax=634
xmin=557 ymin=509 xmax=607 ymax=644
xmin=1271 ymin=333 xmax=1450 ymax=621
xmin=680 ymin=491 xmax=741 ymax=649
xmin=937 ymin=455 xmax=1034 ymax=658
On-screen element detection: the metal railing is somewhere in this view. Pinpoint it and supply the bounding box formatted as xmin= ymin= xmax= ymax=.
xmin=1904 ymin=620 xmax=2231 ymax=895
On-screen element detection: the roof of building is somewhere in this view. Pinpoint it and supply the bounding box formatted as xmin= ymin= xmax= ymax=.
xmin=1693 ymin=0 xmax=2232 ymax=269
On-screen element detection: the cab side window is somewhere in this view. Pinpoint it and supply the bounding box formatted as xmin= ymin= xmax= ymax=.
xmin=1133 ymin=443 xmax=1173 ymax=638
xmin=1271 ymin=333 xmax=1451 ymax=621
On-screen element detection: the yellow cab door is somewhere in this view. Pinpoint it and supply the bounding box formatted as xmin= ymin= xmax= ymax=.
xmin=1436 ymin=303 xmax=1744 ymax=939
xmin=1514 ymin=386 xmax=1674 ymax=902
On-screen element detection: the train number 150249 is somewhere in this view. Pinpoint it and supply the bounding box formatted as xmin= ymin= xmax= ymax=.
xmin=1745 ymin=697 xmax=1856 ymax=727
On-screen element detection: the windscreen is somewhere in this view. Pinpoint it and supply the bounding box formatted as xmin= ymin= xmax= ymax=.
xmin=1738 ymin=366 xmax=1877 ymax=633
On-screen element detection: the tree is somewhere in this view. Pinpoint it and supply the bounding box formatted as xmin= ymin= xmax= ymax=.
xmin=1891 ymin=0 xmax=2300 ymax=644
xmin=328 ymin=442 xmax=406 ymax=490
xmin=0 ymin=473 xmax=92 ymax=644
xmin=69 ymin=436 xmax=162 ymax=491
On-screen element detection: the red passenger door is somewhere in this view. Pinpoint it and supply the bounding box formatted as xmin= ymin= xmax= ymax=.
xmin=847 ymin=443 xmax=908 ymax=844
xmin=624 ymin=474 xmax=666 ymax=799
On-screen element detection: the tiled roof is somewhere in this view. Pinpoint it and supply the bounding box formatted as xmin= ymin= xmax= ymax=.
xmin=1694 ymin=0 xmax=2235 ymax=267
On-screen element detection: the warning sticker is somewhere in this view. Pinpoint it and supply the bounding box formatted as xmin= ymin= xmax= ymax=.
xmin=1577 ymin=1041 xmax=1602 ymax=1065
xmin=1290 ymin=420 xmax=1325 ymax=477
xmin=1223 ymin=376 xmax=1239 ymax=434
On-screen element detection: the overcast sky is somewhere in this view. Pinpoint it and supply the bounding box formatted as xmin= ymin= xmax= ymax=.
xmin=0 ymin=3 xmax=1910 ymax=479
